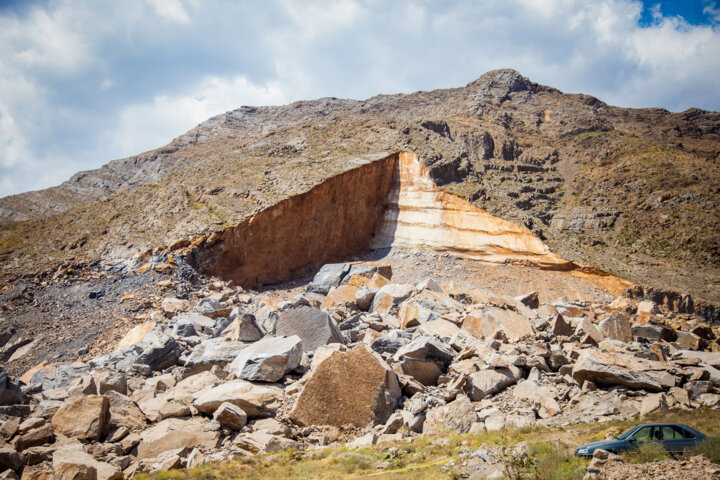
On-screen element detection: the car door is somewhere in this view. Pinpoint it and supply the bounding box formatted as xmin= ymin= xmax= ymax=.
xmin=659 ymin=425 xmax=685 ymax=453
xmin=631 ymin=426 xmax=653 ymax=447
xmin=667 ymin=425 xmax=699 ymax=453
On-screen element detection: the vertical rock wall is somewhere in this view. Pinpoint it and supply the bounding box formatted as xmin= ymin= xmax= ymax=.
xmin=195 ymin=155 xmax=398 ymax=287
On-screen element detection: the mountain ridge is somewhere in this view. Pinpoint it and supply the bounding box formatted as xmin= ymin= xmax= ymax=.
xmin=1 ymin=69 xmax=718 ymax=304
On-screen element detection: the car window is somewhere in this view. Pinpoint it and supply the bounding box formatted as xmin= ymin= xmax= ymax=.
xmin=673 ymin=426 xmax=695 ymax=439
xmin=661 ymin=426 xmax=680 ymax=440
xmin=633 ymin=426 xmax=652 ymax=441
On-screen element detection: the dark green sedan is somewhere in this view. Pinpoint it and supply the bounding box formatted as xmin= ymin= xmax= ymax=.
xmin=574 ymin=423 xmax=707 ymax=457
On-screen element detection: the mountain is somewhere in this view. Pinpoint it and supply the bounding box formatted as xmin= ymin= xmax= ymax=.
xmin=1 ymin=69 xmax=718 ymax=305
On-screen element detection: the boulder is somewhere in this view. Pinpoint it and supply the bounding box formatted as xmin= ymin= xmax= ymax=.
xmin=213 ymin=402 xmax=247 ymax=430
xmin=0 ymin=368 xmax=25 ymax=405
xmin=393 ymin=336 xmax=455 ymax=366
xmin=321 ymin=285 xmax=359 ymax=309
xmin=399 ymin=302 xmax=437 ymax=329
xmin=276 ymin=306 xmax=344 ymax=353
xmin=418 ymin=319 xmax=460 ymax=340
xmin=51 ymin=396 xmax=110 ymax=441
xmin=307 ymin=263 xmax=350 ymax=294
xmin=105 ymin=391 xmax=147 ymax=431
xmin=641 ymin=393 xmax=668 ymax=416
xmin=598 ymin=314 xmax=632 ymax=343
xmin=289 ymin=345 xmax=400 ymax=427
xmin=576 ymin=318 xmax=604 ymax=345
xmin=423 ymin=395 xmax=476 ymax=434
xmin=228 ymin=336 xmax=302 ymax=382
xmin=462 ymin=308 xmax=533 ymax=342
xmin=370 ymin=284 xmax=416 ymax=315
xmin=52 ymin=445 xmax=121 ymax=480
xmin=184 ymin=338 xmax=248 ymax=372
xmin=136 ymin=417 xmax=221 ymax=460
xmin=222 ymin=313 xmax=263 ymax=342
xmin=354 ymin=287 xmax=377 ymax=311
xmin=676 ymin=332 xmax=704 ymax=350
xmin=193 ymin=380 xmax=284 ymax=418
xmin=465 ymin=367 xmax=523 ymax=401
xmin=92 ymin=370 xmax=127 ymax=395
xmin=234 ymin=431 xmax=300 ymax=454
xmin=572 ymin=350 xmax=676 ymax=392
xmin=514 ymin=291 xmax=539 ymax=309
xmin=172 ymin=313 xmax=216 ymax=338
xmin=0 ymin=448 xmax=21 ymax=474
xmin=549 ymin=314 xmax=574 ymax=337
xmin=631 ymin=324 xmax=677 ymax=342
xmin=11 ymin=424 xmax=53 ymax=452
xmin=512 ymin=380 xmax=561 ymax=418
xmin=135 ymin=335 xmax=180 ymax=371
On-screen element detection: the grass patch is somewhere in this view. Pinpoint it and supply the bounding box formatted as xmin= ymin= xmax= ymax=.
xmin=688 ymin=436 xmax=720 ymax=464
xmin=623 ymin=442 xmax=669 ymax=464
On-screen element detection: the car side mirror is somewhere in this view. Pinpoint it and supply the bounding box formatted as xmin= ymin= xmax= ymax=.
xmin=628 ymin=437 xmax=636 ymax=443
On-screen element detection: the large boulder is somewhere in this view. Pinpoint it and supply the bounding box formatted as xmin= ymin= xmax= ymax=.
xmin=193 ymin=380 xmax=284 ymax=418
xmin=135 ymin=335 xmax=181 ymax=371
xmin=105 ymin=391 xmax=147 ymax=431
xmin=392 ymin=336 xmax=455 ymax=386
xmin=228 ymin=336 xmax=302 ymax=382
xmin=513 ymin=380 xmax=561 ymax=418
xmin=423 ymin=394 xmax=477 ymax=434
xmin=462 ymin=307 xmax=533 ymax=342
xmin=465 ymin=367 xmax=523 ymax=401
xmin=572 ymin=350 xmax=676 ymax=391
xmin=276 ymin=307 xmax=344 ymax=353
xmin=307 ymin=263 xmax=350 ymax=294
xmin=0 ymin=448 xmax=21 ymax=474
xmin=289 ymin=345 xmax=400 ymax=427
xmin=136 ymin=417 xmax=221 ymax=460
xmin=51 ymin=396 xmax=110 ymax=441
xmin=172 ymin=313 xmax=216 ymax=338
xmin=598 ymin=314 xmax=633 ymax=343
xmin=53 ymin=445 xmax=122 ymax=480
xmin=183 ymin=338 xmax=248 ymax=372
xmin=321 ymin=285 xmax=360 ymax=310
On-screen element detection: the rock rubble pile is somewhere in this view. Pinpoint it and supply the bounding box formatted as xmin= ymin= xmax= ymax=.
xmin=1 ymin=261 xmax=719 ymax=479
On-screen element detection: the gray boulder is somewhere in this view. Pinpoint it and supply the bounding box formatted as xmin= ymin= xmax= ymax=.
xmin=136 ymin=335 xmax=181 ymax=372
xmin=229 ymin=336 xmax=303 ymax=382
xmin=307 ymin=264 xmax=350 ymax=294
xmin=276 ymin=306 xmax=344 ymax=353
xmin=183 ymin=338 xmax=248 ymax=373
xmin=466 ymin=367 xmax=523 ymax=401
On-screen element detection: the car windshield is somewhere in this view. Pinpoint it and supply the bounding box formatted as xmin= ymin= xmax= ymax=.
xmin=616 ymin=427 xmax=638 ymax=440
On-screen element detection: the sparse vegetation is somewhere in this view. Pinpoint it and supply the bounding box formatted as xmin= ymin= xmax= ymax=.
xmin=135 ymin=409 xmax=720 ymax=480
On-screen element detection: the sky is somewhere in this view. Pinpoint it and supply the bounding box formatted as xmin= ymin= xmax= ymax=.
xmin=1 ymin=0 xmax=719 ymax=197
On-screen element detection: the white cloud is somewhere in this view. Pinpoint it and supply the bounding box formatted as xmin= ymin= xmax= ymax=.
xmin=146 ymin=0 xmax=191 ymax=24
xmin=0 ymin=0 xmax=719 ymax=197
xmin=107 ymin=75 xmax=288 ymax=157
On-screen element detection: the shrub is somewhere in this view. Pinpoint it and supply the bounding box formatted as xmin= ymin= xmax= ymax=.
xmin=529 ymin=443 xmax=585 ymax=480
xmin=623 ymin=441 xmax=669 ymax=464
xmin=687 ymin=436 xmax=720 ymax=464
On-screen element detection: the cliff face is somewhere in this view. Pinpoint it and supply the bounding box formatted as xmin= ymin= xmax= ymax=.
xmin=189 ymin=151 xmax=573 ymax=288
xmin=0 ymin=69 xmax=718 ymax=303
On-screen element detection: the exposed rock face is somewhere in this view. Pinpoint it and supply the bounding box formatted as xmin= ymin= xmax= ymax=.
xmin=290 ymin=345 xmax=401 ymax=427
xmin=191 ymin=155 xmax=397 ymax=287
xmin=370 ymin=152 xmax=573 ymax=269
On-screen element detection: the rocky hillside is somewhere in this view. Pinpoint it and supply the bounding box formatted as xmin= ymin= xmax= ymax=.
xmin=0 ymin=69 xmax=718 ymax=306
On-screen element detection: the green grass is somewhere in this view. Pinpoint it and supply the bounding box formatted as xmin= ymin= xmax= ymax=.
xmin=623 ymin=441 xmax=669 ymax=464
xmin=688 ymin=436 xmax=720 ymax=463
